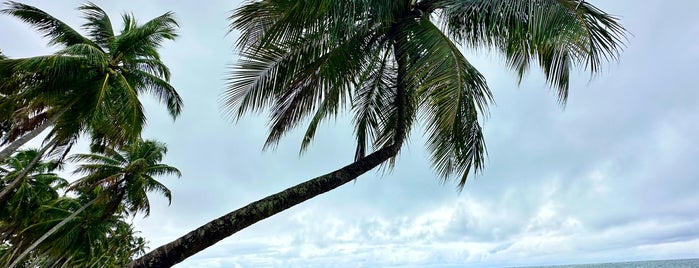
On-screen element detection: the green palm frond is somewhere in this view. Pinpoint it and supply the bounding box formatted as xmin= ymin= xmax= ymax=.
xmin=122 ymin=68 xmax=182 ymax=117
xmin=228 ymin=13 xmax=390 ymax=150
xmin=439 ymin=0 xmax=626 ymax=102
xmin=223 ymin=44 xmax=291 ymax=118
xmin=107 ymin=73 xmax=146 ymax=144
xmin=145 ymin=164 xmax=182 ymax=178
xmin=0 ymin=54 xmax=96 ymax=87
xmin=291 ymin=30 xmax=382 ymax=152
xmin=397 ymin=17 xmax=491 ymax=185
xmin=130 ymin=57 xmax=171 ymax=80
xmin=115 ymin=12 xmax=178 ymax=60
xmin=226 ymin=0 xmax=626 ymax=188
xmin=230 ymin=0 xmax=288 ymax=50
xmin=69 ymin=139 xmax=179 ymax=217
xmin=352 ymin=47 xmax=395 ymax=160
xmin=1 ymin=1 xmax=95 ymax=47
xmin=68 ymin=153 xmax=123 ymax=167
xmin=79 ymin=2 xmax=114 ymax=51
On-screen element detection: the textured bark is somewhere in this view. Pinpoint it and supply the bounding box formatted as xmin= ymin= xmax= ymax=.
xmin=0 ymin=139 xmax=55 ymax=206
xmin=393 ymin=39 xmax=408 ymax=144
xmin=128 ymin=144 xmax=399 ymax=268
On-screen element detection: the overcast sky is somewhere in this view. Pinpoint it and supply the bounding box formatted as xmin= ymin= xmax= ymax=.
xmin=1 ymin=0 xmax=698 ymax=267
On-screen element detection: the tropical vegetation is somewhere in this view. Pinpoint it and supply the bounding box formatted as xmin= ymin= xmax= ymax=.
xmin=0 ymin=1 xmax=182 ymax=266
xmin=0 ymin=0 xmax=182 ymax=205
xmin=0 ymin=138 xmax=177 ymax=266
xmin=0 ymin=0 xmax=628 ymax=267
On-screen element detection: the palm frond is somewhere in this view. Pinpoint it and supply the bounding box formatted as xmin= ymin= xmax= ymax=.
xmin=115 ymin=12 xmax=178 ymax=60
xmin=1 ymin=1 xmax=95 ymax=47
xmin=298 ymin=27 xmax=387 ymax=153
xmin=144 ymin=164 xmax=181 ymax=178
xmin=0 ymin=54 xmax=97 ymax=90
xmin=439 ymin=0 xmax=627 ymax=103
xmin=122 ymin=69 xmax=182 ymax=118
xmin=399 ymin=17 xmax=492 ymax=187
xmin=68 ymin=153 xmax=123 ymax=166
xmin=130 ymin=58 xmax=171 ymax=81
xmin=79 ymin=2 xmax=114 ymax=51
xmin=352 ymin=47 xmax=395 ymax=160
xmin=223 ymin=44 xmax=291 ymax=119
xmin=143 ymin=176 xmax=172 ymax=205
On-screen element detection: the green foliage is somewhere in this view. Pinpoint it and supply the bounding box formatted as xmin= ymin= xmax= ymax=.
xmin=225 ymin=0 xmax=626 ymax=188
xmin=0 ymin=2 xmax=183 ymax=266
xmin=70 ymin=139 xmax=181 ymax=217
xmin=8 ymin=197 xmax=148 ymax=267
xmin=0 ymin=149 xmax=65 ymax=237
xmin=0 ymin=1 xmax=182 ymax=151
xmin=0 ymin=138 xmax=177 ymax=266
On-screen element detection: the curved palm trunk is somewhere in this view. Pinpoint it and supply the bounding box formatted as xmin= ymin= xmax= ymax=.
xmin=0 ymin=139 xmax=56 ymax=206
xmin=130 ymin=37 xmax=412 ymax=267
xmin=0 ymin=119 xmax=52 ymax=162
xmin=0 ymin=102 xmax=75 ymax=163
xmin=128 ymin=144 xmax=400 ymax=268
xmin=8 ymin=199 xmax=96 ymax=268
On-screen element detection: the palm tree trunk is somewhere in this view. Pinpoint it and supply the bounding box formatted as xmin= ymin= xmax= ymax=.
xmin=0 ymin=102 xmax=74 ymax=163
xmin=8 ymin=199 xmax=96 ymax=268
xmin=128 ymin=144 xmax=400 ymax=268
xmin=0 ymin=119 xmax=52 ymax=162
xmin=130 ymin=37 xmax=412 ymax=268
xmin=0 ymin=139 xmax=56 ymax=206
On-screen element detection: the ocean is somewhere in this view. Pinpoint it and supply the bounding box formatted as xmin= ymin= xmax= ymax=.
xmin=520 ymin=258 xmax=699 ymax=268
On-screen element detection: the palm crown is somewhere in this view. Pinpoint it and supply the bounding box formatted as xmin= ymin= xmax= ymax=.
xmin=69 ymin=139 xmax=181 ymax=217
xmin=225 ymin=0 xmax=626 ymax=187
xmin=0 ymin=1 xmax=182 ymax=148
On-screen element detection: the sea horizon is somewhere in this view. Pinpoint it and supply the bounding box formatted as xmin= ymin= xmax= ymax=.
xmin=515 ymin=258 xmax=699 ymax=268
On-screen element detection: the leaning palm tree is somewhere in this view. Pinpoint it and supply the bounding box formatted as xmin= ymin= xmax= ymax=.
xmin=131 ymin=0 xmax=627 ymax=267
xmin=6 ymin=139 xmax=179 ymax=267
xmin=0 ymin=53 xmax=55 ymax=162
xmin=0 ymin=1 xmax=183 ymax=204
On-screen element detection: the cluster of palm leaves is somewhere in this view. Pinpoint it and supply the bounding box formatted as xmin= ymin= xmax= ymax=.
xmin=0 ymin=0 xmax=182 ymax=203
xmin=0 ymin=1 xmax=182 ymax=266
xmin=225 ymin=0 xmax=626 ymax=187
xmin=0 ymin=140 xmax=180 ymax=267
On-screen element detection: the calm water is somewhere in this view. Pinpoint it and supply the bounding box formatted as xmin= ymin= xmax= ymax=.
xmin=520 ymin=258 xmax=699 ymax=268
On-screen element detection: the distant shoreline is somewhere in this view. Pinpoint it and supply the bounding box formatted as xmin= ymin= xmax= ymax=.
xmin=515 ymin=258 xmax=699 ymax=268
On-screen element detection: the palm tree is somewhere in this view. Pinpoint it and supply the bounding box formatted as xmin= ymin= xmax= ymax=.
xmin=0 ymin=149 xmax=65 ymax=238
xmin=0 ymin=56 xmax=56 ymax=163
xmin=0 ymin=1 xmax=183 ymax=204
xmin=4 ymin=195 xmax=148 ymax=267
xmin=131 ymin=0 xmax=627 ymax=266
xmin=6 ymin=139 xmax=180 ymax=267
xmin=0 ymin=149 xmax=65 ymax=266
xmin=69 ymin=139 xmax=181 ymax=218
